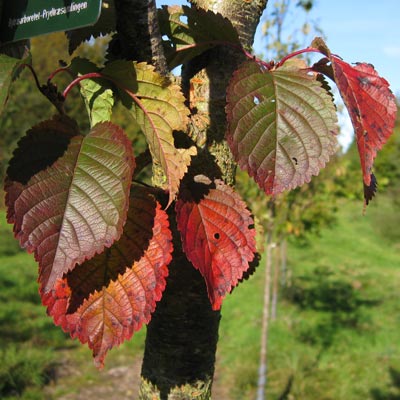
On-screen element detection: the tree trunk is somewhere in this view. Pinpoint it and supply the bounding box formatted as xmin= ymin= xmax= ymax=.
xmin=139 ymin=241 xmax=221 ymax=400
xmin=271 ymin=242 xmax=280 ymax=320
xmin=138 ymin=1 xmax=268 ymax=398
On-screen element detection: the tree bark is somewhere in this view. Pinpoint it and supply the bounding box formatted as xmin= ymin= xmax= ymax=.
xmin=139 ymin=234 xmax=221 ymax=400
xmin=139 ymin=1 xmax=268 ymax=399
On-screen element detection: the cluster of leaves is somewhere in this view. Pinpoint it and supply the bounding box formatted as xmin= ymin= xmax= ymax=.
xmin=0 ymin=5 xmax=397 ymax=366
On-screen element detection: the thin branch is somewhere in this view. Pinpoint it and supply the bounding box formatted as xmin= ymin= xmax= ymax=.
xmin=21 ymin=63 xmax=42 ymax=93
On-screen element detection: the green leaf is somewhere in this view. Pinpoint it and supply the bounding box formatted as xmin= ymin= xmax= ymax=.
xmin=6 ymin=121 xmax=135 ymax=294
xmin=158 ymin=5 xmax=241 ymax=69
xmin=69 ymin=57 xmax=114 ymax=127
xmin=104 ymin=61 xmax=196 ymax=205
xmin=0 ymin=53 xmax=31 ymax=115
xmin=226 ymin=59 xmax=338 ymax=195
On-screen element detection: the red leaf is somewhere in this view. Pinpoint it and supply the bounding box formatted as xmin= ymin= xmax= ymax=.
xmin=43 ymin=188 xmax=173 ymax=368
xmin=311 ymin=38 xmax=398 ymax=189
xmin=330 ymin=57 xmax=397 ymax=186
xmin=5 ymin=121 xmax=135 ymax=293
xmin=176 ymin=178 xmax=256 ymax=310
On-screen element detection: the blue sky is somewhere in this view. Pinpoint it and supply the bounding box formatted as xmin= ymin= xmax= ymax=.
xmin=256 ymin=0 xmax=400 ymax=96
xmin=161 ymin=0 xmax=400 ymax=147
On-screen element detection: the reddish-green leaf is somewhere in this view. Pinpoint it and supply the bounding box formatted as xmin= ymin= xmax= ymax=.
xmin=226 ymin=59 xmax=338 ymax=195
xmin=158 ymin=5 xmax=241 ymax=69
xmin=176 ymin=178 xmax=256 ymax=310
xmin=6 ymin=121 xmax=135 ymax=293
xmin=104 ymin=61 xmax=196 ymax=205
xmin=311 ymin=37 xmax=397 ymax=189
xmin=43 ymin=188 xmax=172 ymax=368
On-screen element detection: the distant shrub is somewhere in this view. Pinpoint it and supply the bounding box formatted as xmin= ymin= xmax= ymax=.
xmin=0 ymin=345 xmax=55 ymax=398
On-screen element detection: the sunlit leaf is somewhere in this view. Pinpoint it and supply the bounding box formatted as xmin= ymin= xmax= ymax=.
xmin=104 ymin=61 xmax=196 ymax=205
xmin=176 ymin=178 xmax=256 ymax=310
xmin=311 ymin=37 xmax=397 ymax=193
xmin=6 ymin=121 xmax=135 ymax=293
xmin=226 ymin=59 xmax=338 ymax=195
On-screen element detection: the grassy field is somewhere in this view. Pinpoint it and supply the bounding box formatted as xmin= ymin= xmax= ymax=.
xmin=218 ymin=197 xmax=400 ymax=399
xmin=1 ymin=196 xmax=400 ymax=399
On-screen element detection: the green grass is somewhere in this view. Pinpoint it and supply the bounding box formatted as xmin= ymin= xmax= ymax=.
xmin=217 ymin=197 xmax=400 ymax=399
xmin=0 ymin=210 xmax=66 ymax=398
xmin=1 ymin=196 xmax=400 ymax=399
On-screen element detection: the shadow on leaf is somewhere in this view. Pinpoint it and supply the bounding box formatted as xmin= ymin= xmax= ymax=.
xmin=65 ymin=185 xmax=156 ymax=313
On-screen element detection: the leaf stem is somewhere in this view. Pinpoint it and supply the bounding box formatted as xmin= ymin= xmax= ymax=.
xmin=62 ymin=72 xmax=106 ymax=99
xmin=47 ymin=67 xmax=74 ymax=82
xmin=21 ymin=63 xmax=66 ymax=114
xmin=174 ymin=40 xmax=274 ymax=70
xmin=275 ymin=47 xmax=322 ymax=68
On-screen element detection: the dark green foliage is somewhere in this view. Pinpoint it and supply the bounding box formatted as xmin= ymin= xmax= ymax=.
xmin=0 ymin=346 xmax=55 ymax=398
xmin=371 ymin=367 xmax=400 ymax=400
xmin=285 ymin=266 xmax=379 ymax=348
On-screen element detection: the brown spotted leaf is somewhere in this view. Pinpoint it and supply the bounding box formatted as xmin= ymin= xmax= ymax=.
xmin=42 ymin=189 xmax=172 ymax=368
xmin=176 ymin=179 xmax=256 ymax=310
xmin=226 ymin=59 xmax=338 ymax=195
xmin=6 ymin=121 xmax=135 ymax=293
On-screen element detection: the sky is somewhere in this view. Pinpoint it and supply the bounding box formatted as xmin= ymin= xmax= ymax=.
xmin=161 ymin=0 xmax=400 ymax=147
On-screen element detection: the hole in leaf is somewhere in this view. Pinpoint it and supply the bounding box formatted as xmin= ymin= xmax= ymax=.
xmin=270 ymin=99 xmax=276 ymax=103
xmin=292 ymin=157 xmax=298 ymax=165
xmin=180 ymin=15 xmax=188 ymax=24
xmin=214 ymin=232 xmax=220 ymax=240
xmin=253 ymin=96 xmax=260 ymax=105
